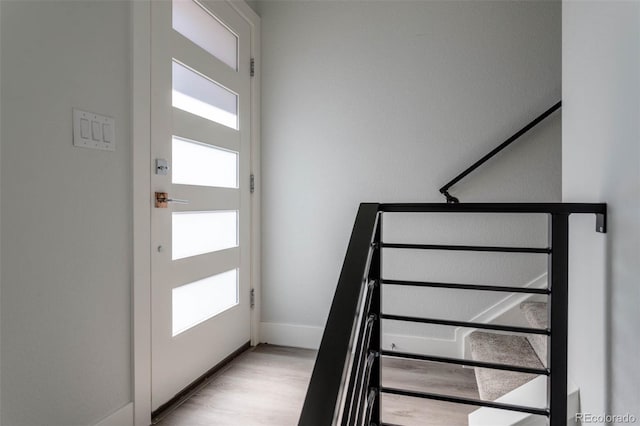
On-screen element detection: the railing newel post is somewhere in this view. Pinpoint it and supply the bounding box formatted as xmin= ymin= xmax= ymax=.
xmin=368 ymin=210 xmax=382 ymax=425
xmin=548 ymin=213 xmax=569 ymax=426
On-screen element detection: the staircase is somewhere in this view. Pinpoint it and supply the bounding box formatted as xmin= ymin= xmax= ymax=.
xmin=469 ymin=302 xmax=547 ymax=401
xmin=467 ymin=301 xmax=582 ymax=426
xmin=520 ymin=302 xmax=548 ymax=367
xmin=298 ymin=203 xmax=606 ymax=426
xmin=469 ymin=331 xmax=542 ymax=401
xmin=298 ymin=103 xmax=607 ymax=426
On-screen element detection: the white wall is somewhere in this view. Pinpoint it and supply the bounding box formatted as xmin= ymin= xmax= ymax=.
xmin=0 ymin=1 xmax=132 ymax=425
xmin=0 ymin=1 xmax=3 ymax=419
xmin=563 ymin=1 xmax=640 ymax=422
xmin=257 ymin=0 xmax=562 ymax=349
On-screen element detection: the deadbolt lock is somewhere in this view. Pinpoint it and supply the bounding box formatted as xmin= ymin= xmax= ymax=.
xmin=155 ymin=159 xmax=169 ymax=175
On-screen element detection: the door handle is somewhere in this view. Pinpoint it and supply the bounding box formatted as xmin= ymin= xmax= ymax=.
xmin=155 ymin=192 xmax=189 ymax=208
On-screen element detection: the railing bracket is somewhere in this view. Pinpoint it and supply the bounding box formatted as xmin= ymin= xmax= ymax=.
xmin=442 ymin=190 xmax=459 ymax=204
xmin=596 ymin=212 xmax=607 ymax=233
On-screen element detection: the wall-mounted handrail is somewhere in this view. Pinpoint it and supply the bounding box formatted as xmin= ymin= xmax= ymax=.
xmin=439 ymin=101 xmax=562 ymax=203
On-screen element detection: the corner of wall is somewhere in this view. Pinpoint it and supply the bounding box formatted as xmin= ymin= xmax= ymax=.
xmin=93 ymin=403 xmax=133 ymax=426
xmin=259 ymin=322 xmax=324 ymax=349
xmin=244 ymin=0 xmax=261 ymax=17
xmin=562 ymin=1 xmax=640 ymax=417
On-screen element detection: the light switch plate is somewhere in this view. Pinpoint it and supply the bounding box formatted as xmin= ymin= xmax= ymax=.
xmin=73 ymin=108 xmax=115 ymax=151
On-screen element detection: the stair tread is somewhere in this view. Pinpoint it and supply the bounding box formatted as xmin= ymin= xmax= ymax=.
xmin=520 ymin=302 xmax=548 ymax=367
xmin=468 ymin=331 xmax=544 ymax=401
xmin=520 ymin=302 xmax=547 ymax=329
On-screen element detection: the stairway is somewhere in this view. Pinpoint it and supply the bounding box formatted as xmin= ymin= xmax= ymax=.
xmin=520 ymin=302 xmax=547 ymax=367
xmin=466 ymin=301 xmax=577 ymax=426
xmin=469 ymin=301 xmax=547 ymax=401
xmin=468 ymin=331 xmax=542 ymax=401
xmin=300 ymin=202 xmax=605 ymax=426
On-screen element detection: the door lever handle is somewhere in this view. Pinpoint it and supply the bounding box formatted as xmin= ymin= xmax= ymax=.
xmin=155 ymin=192 xmax=189 ymax=208
xmin=167 ymin=198 xmax=189 ymax=204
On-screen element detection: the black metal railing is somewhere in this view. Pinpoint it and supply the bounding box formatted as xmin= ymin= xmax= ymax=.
xmin=439 ymin=101 xmax=562 ymax=203
xmin=299 ymin=202 xmax=606 ymax=426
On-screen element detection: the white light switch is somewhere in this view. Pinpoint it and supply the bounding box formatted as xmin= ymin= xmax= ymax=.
xmin=80 ymin=118 xmax=90 ymax=139
xmin=91 ymin=121 xmax=102 ymax=141
xmin=73 ymin=109 xmax=115 ymax=151
xmin=102 ymin=123 xmax=113 ymax=143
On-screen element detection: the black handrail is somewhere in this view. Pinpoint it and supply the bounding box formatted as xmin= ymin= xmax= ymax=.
xmin=299 ymin=202 xmax=606 ymax=426
xmin=382 ymin=202 xmax=606 ymax=232
xmin=298 ymin=203 xmax=380 ymax=426
xmin=439 ymin=101 xmax=562 ymax=203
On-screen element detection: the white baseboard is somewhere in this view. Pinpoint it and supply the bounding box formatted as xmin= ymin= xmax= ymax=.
xmin=93 ymin=402 xmax=133 ymax=426
xmin=261 ymin=275 xmax=548 ymax=356
xmin=259 ymin=322 xmax=459 ymax=357
xmin=260 ymin=322 xmax=324 ymax=349
xmin=382 ymin=332 xmax=459 ymax=358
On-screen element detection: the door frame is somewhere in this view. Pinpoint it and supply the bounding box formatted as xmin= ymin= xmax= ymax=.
xmin=131 ymin=1 xmax=261 ymax=424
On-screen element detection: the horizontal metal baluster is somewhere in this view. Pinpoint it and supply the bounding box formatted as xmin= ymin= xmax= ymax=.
xmin=381 ymin=387 xmax=549 ymax=417
xmin=381 ymin=314 xmax=549 ymax=335
xmin=381 ymin=279 xmax=550 ymax=294
xmin=381 ymin=243 xmax=550 ymax=254
xmin=381 ymin=351 xmax=549 ymax=376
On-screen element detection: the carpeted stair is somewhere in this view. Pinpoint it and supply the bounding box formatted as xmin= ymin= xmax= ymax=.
xmin=469 ymin=300 xmax=549 ymax=401
xmin=520 ymin=301 xmax=548 ymax=367
xmin=468 ymin=331 xmax=543 ymax=401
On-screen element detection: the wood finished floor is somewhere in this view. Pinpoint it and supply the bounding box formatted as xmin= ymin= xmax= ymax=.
xmin=156 ymin=344 xmax=479 ymax=426
xmin=381 ymin=357 xmax=479 ymax=426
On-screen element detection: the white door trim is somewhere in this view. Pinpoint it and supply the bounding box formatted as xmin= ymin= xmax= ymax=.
xmin=229 ymin=0 xmax=262 ymax=348
xmin=131 ymin=1 xmax=152 ymax=424
xmin=131 ymin=2 xmax=260 ymax=424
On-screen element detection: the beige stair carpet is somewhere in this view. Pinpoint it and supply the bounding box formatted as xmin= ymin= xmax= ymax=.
xmin=468 ymin=331 xmax=544 ymax=401
xmin=520 ymin=301 xmax=548 ymax=367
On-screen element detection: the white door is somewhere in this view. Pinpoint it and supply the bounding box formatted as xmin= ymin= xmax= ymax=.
xmin=150 ymin=0 xmax=253 ymax=410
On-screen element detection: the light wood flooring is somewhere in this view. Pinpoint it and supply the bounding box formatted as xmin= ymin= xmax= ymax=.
xmin=381 ymin=356 xmax=479 ymax=426
xmin=156 ymin=344 xmax=479 ymax=426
